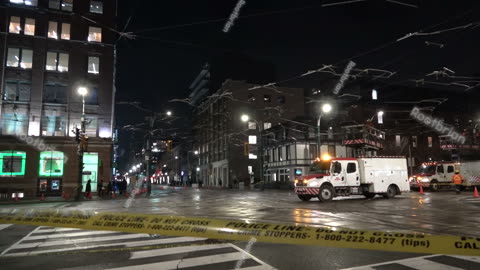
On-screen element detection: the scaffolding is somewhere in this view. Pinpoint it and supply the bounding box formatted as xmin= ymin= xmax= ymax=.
xmin=342 ymin=124 xmax=385 ymax=156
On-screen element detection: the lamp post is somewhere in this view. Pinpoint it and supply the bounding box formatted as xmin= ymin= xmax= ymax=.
xmin=241 ymin=114 xmax=264 ymax=190
xmin=75 ymin=87 xmax=88 ymax=201
xmin=145 ymin=110 xmax=172 ymax=196
xmin=317 ymin=103 xmax=332 ymax=158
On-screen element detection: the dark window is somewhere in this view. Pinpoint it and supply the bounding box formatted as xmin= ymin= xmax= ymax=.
xmin=49 ymin=0 xmax=73 ymax=11
xmin=347 ymin=163 xmax=356 ymax=173
xmin=3 ymin=81 xmax=31 ymax=102
xmin=43 ymin=83 xmax=67 ymax=104
xmin=264 ymin=95 xmax=271 ymax=102
xmin=447 ymin=166 xmax=454 ymax=173
xmin=286 ymin=145 xmax=290 ymax=160
xmin=277 ymin=96 xmax=285 ymax=104
xmin=248 ymin=93 xmax=255 ymax=103
xmin=437 ymin=165 xmax=444 ymax=174
xmin=85 ymin=87 xmax=98 ymax=105
xmin=90 ymin=1 xmax=103 ymax=14
xmin=332 ymin=161 xmax=342 ymax=174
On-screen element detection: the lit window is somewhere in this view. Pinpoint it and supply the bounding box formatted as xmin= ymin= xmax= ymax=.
xmin=46 ymin=52 xmax=57 ymax=71
xmin=88 ymin=56 xmax=100 ymax=74
xmin=395 ymin=135 xmax=401 ymax=147
xmin=264 ymin=95 xmax=271 ymax=102
xmin=88 ymin=26 xmax=102 ymax=42
xmin=6 ymin=48 xmax=32 ymax=69
xmin=25 ymin=18 xmax=35 ymax=35
xmin=48 ymin=21 xmax=58 ymax=39
xmin=249 ymin=153 xmax=258 ymax=160
xmin=39 ymin=151 xmax=65 ymax=177
xmin=372 ymin=89 xmax=378 ymax=100
xmin=1 ymin=104 xmax=29 ymax=135
xmin=9 ymin=17 xmax=21 ymax=34
xmin=46 ymin=52 xmax=69 ymax=72
xmin=10 ymin=0 xmax=37 ymax=6
xmin=428 ymin=136 xmax=433 ymax=148
xmin=85 ymin=116 xmax=98 ymax=137
xmin=90 ymin=1 xmax=103 ymax=14
xmin=263 ymin=122 xmax=272 ymax=130
xmin=0 ymin=151 xmax=26 ymax=177
xmin=6 ymin=48 xmax=19 ymax=67
xmin=248 ymin=121 xmax=256 ymax=130
xmin=41 ymin=106 xmax=67 ymax=136
xmin=20 ymin=49 xmax=33 ymax=69
xmin=49 ymin=0 xmax=72 ymax=11
xmin=61 ymin=23 xmax=70 ymax=40
xmin=249 ymin=135 xmax=257 ymax=145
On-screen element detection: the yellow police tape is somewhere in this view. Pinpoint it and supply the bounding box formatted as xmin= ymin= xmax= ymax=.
xmin=0 ymin=209 xmax=479 ymax=256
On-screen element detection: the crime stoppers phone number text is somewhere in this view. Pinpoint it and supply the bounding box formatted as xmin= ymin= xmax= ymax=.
xmin=317 ymin=234 xmax=396 ymax=244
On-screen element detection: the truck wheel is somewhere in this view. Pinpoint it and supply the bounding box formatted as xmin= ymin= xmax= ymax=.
xmin=383 ymin=185 xmax=397 ymax=199
xmin=318 ymin=185 xmax=334 ymax=202
xmin=430 ymin=180 xmax=439 ymax=192
xmin=297 ymin=195 xmax=312 ymax=201
xmin=364 ymin=193 xmax=375 ymax=199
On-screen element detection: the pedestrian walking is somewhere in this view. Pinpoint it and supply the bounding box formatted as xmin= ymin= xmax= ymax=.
xmin=107 ymin=181 xmax=112 ymax=197
xmin=85 ymin=179 xmax=91 ymax=199
xmin=97 ymin=179 xmax=103 ymax=197
xmin=452 ymin=170 xmax=465 ymax=194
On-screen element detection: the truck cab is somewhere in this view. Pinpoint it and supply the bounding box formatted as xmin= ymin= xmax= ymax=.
xmin=409 ymin=162 xmax=457 ymax=191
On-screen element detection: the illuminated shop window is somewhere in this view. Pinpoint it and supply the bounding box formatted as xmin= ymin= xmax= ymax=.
xmin=39 ymin=151 xmax=64 ymax=177
xmin=82 ymin=153 xmax=99 ymax=192
xmin=0 ymin=151 xmax=26 ymax=177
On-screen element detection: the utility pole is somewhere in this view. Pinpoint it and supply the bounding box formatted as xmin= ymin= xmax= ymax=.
xmin=145 ymin=115 xmax=155 ymax=196
xmin=76 ymin=87 xmax=88 ymax=201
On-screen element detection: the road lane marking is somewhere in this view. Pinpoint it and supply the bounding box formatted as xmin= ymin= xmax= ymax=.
xmin=129 ymin=243 xmax=233 ymax=259
xmin=0 ymin=226 xmax=41 ymax=256
xmin=340 ymin=255 xmax=479 ymax=270
xmin=0 ymin=224 xmax=11 ymax=231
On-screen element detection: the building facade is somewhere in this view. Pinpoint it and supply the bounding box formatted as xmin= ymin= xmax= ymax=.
xmin=0 ymin=0 xmax=116 ymax=199
xmin=192 ymin=79 xmax=305 ymax=188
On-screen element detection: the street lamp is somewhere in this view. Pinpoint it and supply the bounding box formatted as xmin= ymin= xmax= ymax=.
xmin=166 ymin=111 xmax=172 ymax=116
xmin=194 ymin=150 xmax=199 ymax=155
xmin=317 ymin=103 xmax=332 ymax=158
xmin=75 ymin=87 xmax=88 ymax=201
xmin=241 ymin=114 xmax=249 ymax=123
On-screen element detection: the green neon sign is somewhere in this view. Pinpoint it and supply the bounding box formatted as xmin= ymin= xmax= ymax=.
xmin=39 ymin=151 xmax=64 ymax=177
xmin=0 ymin=151 xmax=26 ymax=177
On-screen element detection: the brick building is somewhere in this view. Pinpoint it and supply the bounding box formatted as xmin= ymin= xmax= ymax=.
xmin=0 ymin=0 xmax=116 ymax=199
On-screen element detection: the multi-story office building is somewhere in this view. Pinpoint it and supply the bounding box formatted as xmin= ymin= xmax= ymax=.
xmin=192 ymin=79 xmax=305 ymax=188
xmin=0 ymin=0 xmax=116 ymax=199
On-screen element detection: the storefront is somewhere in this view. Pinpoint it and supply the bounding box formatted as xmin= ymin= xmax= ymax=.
xmin=37 ymin=151 xmax=65 ymax=196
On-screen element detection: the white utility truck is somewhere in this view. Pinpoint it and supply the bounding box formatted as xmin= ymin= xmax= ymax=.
xmin=294 ymin=155 xmax=410 ymax=202
xmin=409 ymin=161 xmax=480 ymax=191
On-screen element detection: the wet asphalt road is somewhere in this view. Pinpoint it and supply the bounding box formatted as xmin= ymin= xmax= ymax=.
xmin=0 ymin=186 xmax=479 ymax=269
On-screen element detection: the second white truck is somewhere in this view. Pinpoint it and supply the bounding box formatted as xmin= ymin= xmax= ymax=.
xmin=294 ymin=155 xmax=410 ymax=202
xmin=409 ymin=160 xmax=480 ymax=191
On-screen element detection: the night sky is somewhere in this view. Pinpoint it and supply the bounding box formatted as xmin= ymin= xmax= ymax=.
xmin=115 ymin=0 xmax=480 ymax=169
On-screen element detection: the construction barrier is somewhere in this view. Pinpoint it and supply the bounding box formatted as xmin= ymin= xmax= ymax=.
xmin=0 ymin=209 xmax=479 ymax=256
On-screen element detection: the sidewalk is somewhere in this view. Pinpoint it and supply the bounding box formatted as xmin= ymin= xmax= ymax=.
xmin=0 ymin=194 xmax=128 ymax=205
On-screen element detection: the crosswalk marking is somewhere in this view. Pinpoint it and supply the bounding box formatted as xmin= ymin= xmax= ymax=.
xmin=341 ymin=255 xmax=480 ymax=270
xmin=1 ymin=226 xmax=276 ymax=269
xmin=0 ymin=224 xmax=12 ymax=231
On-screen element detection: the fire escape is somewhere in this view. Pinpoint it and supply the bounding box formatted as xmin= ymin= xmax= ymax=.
xmin=342 ymin=124 xmax=385 ymax=156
